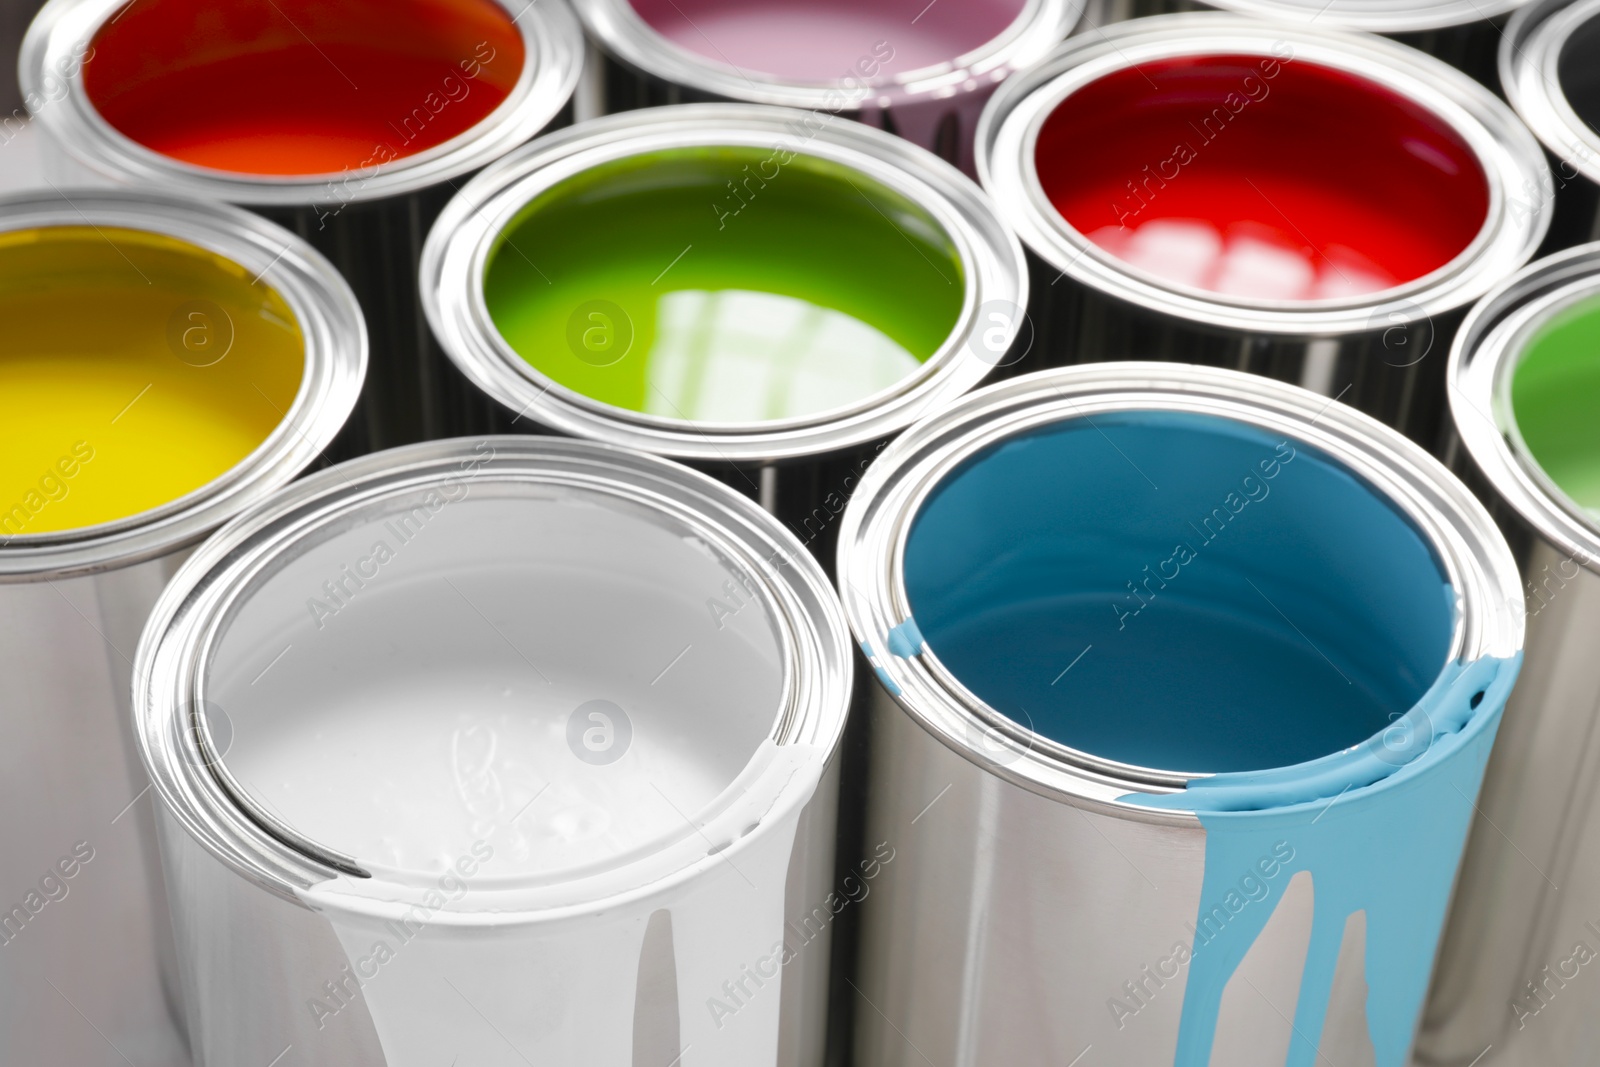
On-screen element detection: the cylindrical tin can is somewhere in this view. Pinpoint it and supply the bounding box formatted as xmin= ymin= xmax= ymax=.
xmin=1501 ymin=0 xmax=1600 ymax=252
xmin=1082 ymin=0 xmax=1527 ymax=82
xmin=836 ymin=362 xmax=1523 ymax=1067
xmin=1418 ymin=243 xmax=1600 ymax=1066
xmin=568 ymin=0 xmax=1082 ymax=174
xmin=421 ymin=103 xmax=1026 ymax=562
xmin=0 ymin=190 xmax=364 ymax=1067
xmin=132 ymin=436 xmax=852 ymax=1067
xmin=21 ymin=0 xmax=583 ymax=452
xmin=978 ymin=14 xmax=1553 ymax=450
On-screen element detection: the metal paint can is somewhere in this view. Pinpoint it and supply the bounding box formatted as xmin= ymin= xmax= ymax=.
xmin=0 ymin=190 xmax=363 ymax=1066
xmin=1419 ymin=243 xmax=1600 ymax=1065
xmin=1084 ymin=1 xmax=1530 ymax=83
xmin=1501 ymin=0 xmax=1600 ymax=252
xmin=836 ymin=362 xmax=1523 ymax=1066
xmin=421 ymin=103 xmax=1025 ymax=562
xmin=132 ymin=436 xmax=851 ymax=1067
xmin=21 ymin=0 xmax=583 ymax=452
xmin=977 ymin=14 xmax=1552 ymax=450
xmin=567 ymin=0 xmax=1082 ymax=174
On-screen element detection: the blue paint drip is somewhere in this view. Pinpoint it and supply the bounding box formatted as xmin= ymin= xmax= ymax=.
xmin=1127 ymin=652 xmax=1518 ymax=1066
xmin=887 ymin=617 xmax=925 ymax=658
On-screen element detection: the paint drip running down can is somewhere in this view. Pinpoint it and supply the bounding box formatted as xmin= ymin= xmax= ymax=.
xmin=568 ymin=0 xmax=1083 ymax=173
xmin=133 ymin=437 xmax=851 ymax=1067
xmin=21 ymin=0 xmax=583 ymax=452
xmin=1418 ymin=243 xmax=1600 ymax=1066
xmin=836 ymin=363 xmax=1523 ymax=1067
xmin=421 ymin=103 xmax=1025 ymax=560
xmin=1501 ymin=0 xmax=1600 ymax=250
xmin=0 ymin=190 xmax=364 ymax=1067
xmin=1084 ymin=0 xmax=1530 ymax=83
xmin=978 ymin=14 xmax=1552 ymax=450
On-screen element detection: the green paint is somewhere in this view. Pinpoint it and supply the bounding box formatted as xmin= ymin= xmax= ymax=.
xmin=482 ymin=145 xmax=966 ymax=423
xmin=1511 ymin=292 xmax=1600 ymax=516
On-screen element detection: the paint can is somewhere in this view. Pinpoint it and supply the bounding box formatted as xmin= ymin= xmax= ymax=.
xmin=21 ymin=0 xmax=583 ymax=452
xmin=132 ymin=435 xmax=851 ymax=1067
xmin=0 ymin=189 xmax=364 ymax=1066
xmin=1501 ymin=0 xmax=1600 ymax=253
xmin=567 ymin=0 xmax=1082 ymax=174
xmin=977 ymin=13 xmax=1553 ymax=450
xmin=1417 ymin=243 xmax=1600 ymax=1066
xmin=421 ymin=103 xmax=1026 ymax=563
xmin=836 ymin=362 xmax=1523 ymax=1067
xmin=1081 ymin=1 xmax=1526 ymax=83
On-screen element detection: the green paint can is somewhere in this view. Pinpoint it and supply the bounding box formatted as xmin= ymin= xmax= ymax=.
xmin=422 ymin=104 xmax=1026 ymax=553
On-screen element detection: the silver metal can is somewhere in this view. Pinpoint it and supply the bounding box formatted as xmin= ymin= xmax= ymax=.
xmin=567 ymin=0 xmax=1083 ymax=174
xmin=421 ymin=103 xmax=1026 ymax=560
xmin=836 ymin=362 xmax=1523 ymax=1067
xmin=133 ymin=436 xmax=852 ymax=1067
xmin=1083 ymin=0 xmax=1528 ymax=82
xmin=21 ymin=0 xmax=583 ymax=451
xmin=0 ymin=189 xmax=364 ymax=1067
xmin=977 ymin=14 xmax=1553 ymax=450
xmin=1418 ymin=243 xmax=1600 ymax=1065
xmin=1501 ymin=0 xmax=1600 ymax=252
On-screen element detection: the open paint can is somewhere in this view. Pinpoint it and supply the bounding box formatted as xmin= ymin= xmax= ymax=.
xmin=422 ymin=103 xmax=1025 ymax=560
xmin=21 ymin=0 xmax=582 ymax=451
xmin=132 ymin=436 xmax=851 ymax=1067
xmin=1501 ymin=0 xmax=1600 ymax=251
xmin=978 ymin=14 xmax=1552 ymax=449
xmin=0 ymin=190 xmax=363 ymax=1066
xmin=1419 ymin=243 xmax=1600 ymax=1066
xmin=836 ymin=362 xmax=1522 ymax=1067
xmin=1086 ymin=0 xmax=1530 ymax=83
xmin=568 ymin=0 xmax=1082 ymax=173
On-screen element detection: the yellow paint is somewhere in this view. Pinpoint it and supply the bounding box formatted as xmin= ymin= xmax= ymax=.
xmin=0 ymin=226 xmax=304 ymax=535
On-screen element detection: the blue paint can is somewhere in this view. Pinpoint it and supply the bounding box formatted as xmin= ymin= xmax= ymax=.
xmin=836 ymin=363 xmax=1523 ymax=1066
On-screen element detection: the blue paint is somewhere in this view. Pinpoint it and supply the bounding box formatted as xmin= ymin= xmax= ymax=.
xmin=886 ymin=617 xmax=925 ymax=658
xmin=897 ymin=410 xmax=1520 ymax=1065
xmin=902 ymin=412 xmax=1454 ymax=773
xmin=859 ymin=640 xmax=901 ymax=697
xmin=1128 ymin=653 xmax=1517 ymax=1066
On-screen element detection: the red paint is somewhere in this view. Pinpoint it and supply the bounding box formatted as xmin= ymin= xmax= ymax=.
xmin=1034 ymin=55 xmax=1490 ymax=301
xmin=85 ymin=0 xmax=524 ymax=177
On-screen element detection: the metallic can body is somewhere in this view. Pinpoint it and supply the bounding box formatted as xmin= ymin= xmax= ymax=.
xmin=977 ymin=15 xmax=1553 ymax=452
xmin=1501 ymin=0 xmax=1600 ymax=255
xmin=836 ymin=363 xmax=1524 ymax=1066
xmin=134 ymin=437 xmax=853 ymax=1066
xmin=20 ymin=0 xmax=584 ymax=454
xmin=421 ymin=104 xmax=1027 ymax=561
xmin=569 ymin=0 xmax=1082 ymax=174
xmin=1419 ymin=243 xmax=1600 ymax=1065
xmin=0 ymin=191 xmax=365 ymax=1067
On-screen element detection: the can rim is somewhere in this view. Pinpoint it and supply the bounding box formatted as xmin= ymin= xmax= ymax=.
xmin=1450 ymin=241 xmax=1600 ymax=573
xmin=0 ymin=188 xmax=366 ymax=580
xmin=1200 ymin=0 xmax=1528 ymax=33
xmin=837 ymin=363 xmax=1524 ymax=821
xmin=134 ymin=436 xmax=853 ymax=920
xmin=421 ymin=103 xmax=1028 ymax=463
xmin=19 ymin=0 xmax=584 ymax=206
xmin=1500 ymin=0 xmax=1600 ymax=187
xmin=976 ymin=13 xmax=1553 ymax=336
xmin=569 ymin=0 xmax=1083 ymax=111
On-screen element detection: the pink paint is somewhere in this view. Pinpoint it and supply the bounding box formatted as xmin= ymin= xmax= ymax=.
xmin=627 ymin=0 xmax=1027 ymax=81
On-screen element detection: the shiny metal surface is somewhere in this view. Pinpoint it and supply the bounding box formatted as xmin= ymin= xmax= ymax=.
xmin=0 ymin=191 xmax=364 ymax=1067
xmin=21 ymin=0 xmax=584 ymax=450
xmin=1420 ymin=243 xmax=1600 ymax=1066
xmin=421 ymin=104 xmax=1026 ymax=549
xmin=1501 ymin=0 xmax=1600 ymax=251
xmin=836 ymin=363 xmax=1523 ymax=1066
xmin=134 ymin=437 xmax=852 ymax=1066
xmin=569 ymin=0 xmax=1082 ymax=173
xmin=977 ymin=15 xmax=1553 ymax=450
